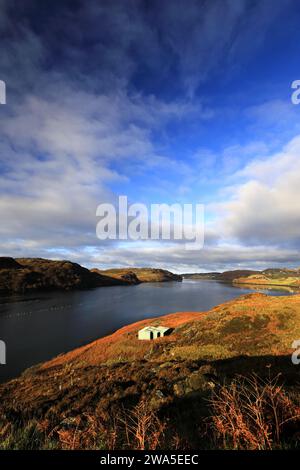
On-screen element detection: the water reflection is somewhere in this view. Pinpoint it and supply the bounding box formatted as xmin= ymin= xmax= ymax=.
xmin=232 ymin=282 xmax=299 ymax=294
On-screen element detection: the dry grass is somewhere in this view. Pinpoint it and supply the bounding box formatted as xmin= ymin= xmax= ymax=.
xmin=40 ymin=310 xmax=203 ymax=369
xmin=210 ymin=374 xmax=300 ymax=450
xmin=3 ymin=399 xmax=166 ymax=450
xmin=234 ymin=274 xmax=300 ymax=289
xmin=2 ymin=368 xmax=300 ymax=449
xmin=92 ymin=267 xmax=182 ymax=283
xmin=119 ymin=400 xmax=166 ymax=450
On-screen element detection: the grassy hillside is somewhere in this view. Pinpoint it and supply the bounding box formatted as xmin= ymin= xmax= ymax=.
xmin=184 ymin=268 xmax=300 ymax=290
xmin=92 ymin=267 xmax=182 ymax=283
xmin=38 ymin=292 xmax=300 ymax=367
xmin=0 ymin=257 xmax=128 ymax=294
xmin=234 ymin=270 xmax=300 ymax=289
xmin=182 ymin=272 xmax=221 ymax=280
xmin=1 ymin=293 xmax=300 ymax=450
xmin=0 ymin=258 xmax=182 ymax=295
xmin=184 ymin=270 xmax=260 ymax=281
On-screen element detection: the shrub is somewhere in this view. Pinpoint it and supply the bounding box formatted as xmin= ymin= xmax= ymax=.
xmin=119 ymin=399 xmax=166 ymax=450
xmin=209 ymin=374 xmax=300 ymax=450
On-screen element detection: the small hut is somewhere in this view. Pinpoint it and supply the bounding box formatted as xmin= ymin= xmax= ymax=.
xmin=138 ymin=325 xmax=170 ymax=340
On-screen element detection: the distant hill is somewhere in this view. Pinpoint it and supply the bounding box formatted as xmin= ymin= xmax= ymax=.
xmin=0 ymin=257 xmax=23 ymax=270
xmin=182 ymin=271 xmax=221 ymax=280
xmin=0 ymin=258 xmax=182 ymax=295
xmin=0 ymin=257 xmax=129 ymax=294
xmin=183 ymin=268 xmax=300 ymax=289
xmin=234 ymin=269 xmax=300 ymax=288
xmin=1 ymin=293 xmax=300 ymax=449
xmin=92 ymin=267 xmax=182 ymax=283
xmin=183 ymin=269 xmax=260 ymax=281
xmin=261 ymin=267 xmax=300 ymax=278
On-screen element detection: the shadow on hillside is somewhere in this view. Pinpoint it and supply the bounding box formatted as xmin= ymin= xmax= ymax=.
xmin=209 ymin=354 xmax=300 ymax=384
xmin=1 ymin=353 xmax=300 ymax=450
xmin=160 ymin=354 xmax=300 ymax=448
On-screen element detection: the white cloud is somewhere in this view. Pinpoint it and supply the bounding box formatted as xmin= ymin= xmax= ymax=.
xmin=0 ymin=0 xmax=298 ymax=272
xmin=0 ymin=79 xmax=207 ymax=254
xmin=219 ymin=135 xmax=300 ymax=246
xmin=56 ymin=242 xmax=300 ymax=273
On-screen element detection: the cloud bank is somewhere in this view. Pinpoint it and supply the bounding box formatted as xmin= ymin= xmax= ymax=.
xmin=0 ymin=0 xmax=299 ymax=272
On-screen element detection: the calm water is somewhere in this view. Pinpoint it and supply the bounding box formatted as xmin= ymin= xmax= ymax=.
xmin=0 ymin=280 xmax=296 ymax=382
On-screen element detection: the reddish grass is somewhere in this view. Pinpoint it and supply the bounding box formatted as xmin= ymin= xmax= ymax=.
xmin=210 ymin=374 xmax=300 ymax=450
xmin=41 ymin=310 xmax=205 ymax=369
xmin=40 ymin=293 xmax=300 ymax=370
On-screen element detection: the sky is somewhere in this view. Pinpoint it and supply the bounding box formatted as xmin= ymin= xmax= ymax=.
xmin=1 ymin=0 xmax=300 ymax=273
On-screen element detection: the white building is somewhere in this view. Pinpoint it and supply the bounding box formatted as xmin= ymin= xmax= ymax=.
xmin=138 ymin=325 xmax=171 ymax=340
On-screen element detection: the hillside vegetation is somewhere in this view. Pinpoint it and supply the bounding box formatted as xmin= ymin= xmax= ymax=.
xmin=0 ymin=257 xmax=127 ymax=294
xmin=92 ymin=267 xmax=182 ymax=283
xmin=183 ymin=270 xmax=260 ymax=281
xmin=0 ymin=258 xmax=181 ymax=295
xmin=184 ymin=268 xmax=300 ymax=289
xmin=234 ymin=269 xmax=300 ymax=289
xmin=1 ymin=293 xmax=300 ymax=449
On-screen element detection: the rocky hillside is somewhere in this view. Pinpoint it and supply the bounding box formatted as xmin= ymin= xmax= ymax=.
xmin=0 ymin=257 xmax=128 ymax=294
xmin=1 ymin=293 xmax=300 ymax=449
xmin=92 ymin=267 xmax=182 ymax=283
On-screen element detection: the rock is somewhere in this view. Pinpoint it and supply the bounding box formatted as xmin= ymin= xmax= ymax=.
xmin=188 ymin=371 xmax=208 ymax=391
xmin=173 ymin=369 xmax=214 ymax=397
xmin=173 ymin=382 xmax=186 ymax=396
xmin=156 ymin=389 xmax=165 ymax=399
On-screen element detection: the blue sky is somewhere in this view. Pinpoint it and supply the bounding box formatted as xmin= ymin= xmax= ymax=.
xmin=1 ymin=0 xmax=300 ymax=272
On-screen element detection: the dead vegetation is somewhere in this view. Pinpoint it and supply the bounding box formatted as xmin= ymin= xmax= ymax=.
xmin=1 ymin=370 xmax=300 ymax=450
xmin=210 ymin=374 xmax=300 ymax=449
